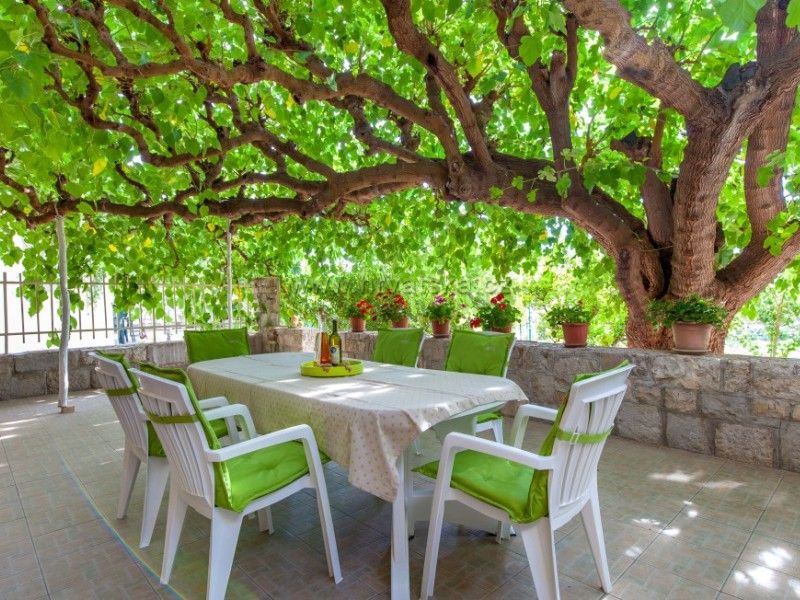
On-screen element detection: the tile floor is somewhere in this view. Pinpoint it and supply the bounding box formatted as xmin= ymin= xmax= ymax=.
xmin=0 ymin=390 xmax=798 ymax=599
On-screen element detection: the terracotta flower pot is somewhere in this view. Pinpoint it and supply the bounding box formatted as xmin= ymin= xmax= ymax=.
xmin=562 ymin=323 xmax=589 ymax=347
xmin=672 ymin=322 xmax=712 ymax=353
xmin=350 ymin=317 xmax=366 ymax=333
xmin=431 ymin=319 xmax=450 ymax=337
xmin=392 ymin=316 xmax=410 ymax=329
xmin=490 ymin=325 xmax=513 ymax=333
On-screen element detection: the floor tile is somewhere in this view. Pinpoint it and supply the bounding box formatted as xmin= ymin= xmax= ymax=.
xmin=722 ymin=559 xmax=800 ymax=599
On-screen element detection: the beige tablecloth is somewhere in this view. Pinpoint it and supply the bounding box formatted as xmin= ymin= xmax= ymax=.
xmin=188 ymin=352 xmax=527 ymax=501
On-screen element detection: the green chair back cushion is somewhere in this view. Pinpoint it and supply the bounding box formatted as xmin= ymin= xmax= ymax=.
xmin=415 ymin=360 xmax=629 ymax=524
xmin=97 ymin=351 xmax=165 ymax=458
xmin=372 ymin=328 xmax=424 ymax=367
xmin=137 ymin=363 xmax=313 ymax=512
xmin=444 ymin=330 xmax=514 ymax=376
xmin=184 ymin=327 xmax=250 ymax=364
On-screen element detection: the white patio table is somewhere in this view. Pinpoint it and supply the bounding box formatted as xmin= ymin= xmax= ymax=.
xmin=188 ymin=351 xmax=528 ymax=599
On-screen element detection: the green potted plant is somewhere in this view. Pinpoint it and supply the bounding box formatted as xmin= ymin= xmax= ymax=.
xmin=472 ymin=292 xmax=521 ymax=333
xmin=647 ymin=294 xmax=728 ymax=353
xmin=545 ymin=302 xmax=594 ymax=347
xmin=375 ymin=289 xmax=411 ymax=328
xmin=344 ymin=299 xmax=374 ymax=333
xmin=424 ymin=293 xmax=457 ymax=337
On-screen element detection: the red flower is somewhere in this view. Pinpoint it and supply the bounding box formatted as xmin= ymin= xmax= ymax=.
xmin=495 ymin=293 xmax=505 ymax=302
xmin=490 ymin=297 xmax=498 ymax=305
xmin=470 ymin=317 xmax=481 ymax=328
xmin=499 ymin=302 xmax=507 ymax=310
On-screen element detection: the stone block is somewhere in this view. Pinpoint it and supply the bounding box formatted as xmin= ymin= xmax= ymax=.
xmin=247 ymin=333 xmax=263 ymax=355
xmin=420 ymin=337 xmax=448 ymax=371
xmin=666 ymin=413 xmax=713 ymax=454
xmin=722 ymin=358 xmax=752 ymax=393
xmin=752 ymin=398 xmax=791 ymax=419
xmin=715 ymin=423 xmax=775 ymax=467
xmin=146 ymin=341 xmax=187 ymax=367
xmin=529 ymin=373 xmax=559 ymax=406
xmin=650 ymin=354 xmax=721 ymax=390
xmin=781 ymin=422 xmax=800 ymax=471
xmin=630 ymin=380 xmax=663 ymax=406
xmin=614 ymin=403 xmax=663 ymax=445
xmin=0 ymin=355 xmax=12 ymax=378
xmin=2 ymin=372 xmax=46 ymax=399
xmin=45 ymin=366 xmax=92 ymax=394
xmin=13 ymin=350 xmax=79 ymax=373
xmin=272 ymin=327 xmax=315 ymax=353
xmin=342 ymin=331 xmax=376 ymax=361
xmin=664 ymin=388 xmax=697 ymax=413
xmin=698 ymin=391 xmax=750 ymax=420
xmin=750 ymin=360 xmax=799 ymax=401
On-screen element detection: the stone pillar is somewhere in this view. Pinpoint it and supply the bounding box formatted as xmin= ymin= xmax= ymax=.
xmin=253 ymin=277 xmax=281 ymax=352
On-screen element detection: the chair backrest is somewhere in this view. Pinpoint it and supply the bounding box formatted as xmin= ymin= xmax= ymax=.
xmin=184 ymin=327 xmax=250 ymax=364
xmin=92 ymin=352 xmax=148 ymax=457
xmin=130 ymin=367 xmax=216 ymax=509
xmin=372 ymin=328 xmax=425 ymax=367
xmin=546 ymin=363 xmax=634 ymax=521
xmin=444 ymin=330 xmax=515 ymax=377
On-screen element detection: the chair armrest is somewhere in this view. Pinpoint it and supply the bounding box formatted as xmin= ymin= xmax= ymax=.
xmin=202 ymin=404 xmax=256 ymax=440
xmin=198 ymin=396 xmax=228 ymax=410
xmin=441 ymin=432 xmax=555 ymax=472
xmin=206 ymin=424 xmax=317 ymax=463
xmin=517 ymin=404 xmax=558 ymax=422
xmin=509 ymin=403 xmax=559 ymax=449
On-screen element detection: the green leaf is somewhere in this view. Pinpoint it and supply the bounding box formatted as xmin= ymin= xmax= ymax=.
xmin=555 ymin=174 xmax=571 ymax=198
xmin=526 ymin=189 xmax=537 ymax=203
xmin=547 ymin=6 xmax=567 ymax=33
xmin=788 ymin=0 xmax=800 ymax=27
xmin=489 ymin=186 xmax=503 ymax=200
xmin=511 ymin=176 xmax=524 ymax=190
xmin=716 ymin=0 xmax=765 ymax=31
xmin=757 ymin=165 xmax=774 ymax=188
xmin=518 ymin=35 xmax=541 ymax=66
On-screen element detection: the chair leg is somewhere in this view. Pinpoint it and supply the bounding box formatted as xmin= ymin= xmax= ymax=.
xmin=208 ymin=509 xmax=244 ymax=600
xmin=160 ymin=485 xmax=188 ymax=585
xmin=117 ymin=446 xmax=140 ymax=519
xmin=491 ymin=418 xmax=504 ymax=443
xmin=257 ymin=507 xmax=274 ymax=534
xmin=412 ymin=439 xmax=422 ymax=456
xmin=582 ymin=488 xmax=612 ymax=593
xmin=519 ymin=519 xmax=560 ymax=600
xmin=419 ymin=480 xmax=447 ymax=599
xmin=140 ymin=458 xmax=169 ymax=548
xmin=313 ymin=470 xmax=342 ymax=583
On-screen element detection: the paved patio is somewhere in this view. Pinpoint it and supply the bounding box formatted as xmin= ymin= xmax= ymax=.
xmin=0 ymin=390 xmax=798 ymax=599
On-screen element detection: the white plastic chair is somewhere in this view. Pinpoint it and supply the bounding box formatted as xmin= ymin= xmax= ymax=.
xmin=92 ymin=353 xmax=242 ymax=548
xmin=131 ymin=367 xmax=342 ymax=600
xmin=420 ymin=363 xmax=634 ymax=600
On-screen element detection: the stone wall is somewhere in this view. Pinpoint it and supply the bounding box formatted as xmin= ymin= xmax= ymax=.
xmin=0 ymin=334 xmax=262 ymax=402
xmin=269 ymin=328 xmax=800 ymax=471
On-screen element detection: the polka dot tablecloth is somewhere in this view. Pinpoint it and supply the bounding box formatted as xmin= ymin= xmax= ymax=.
xmin=188 ymin=352 xmax=528 ymax=501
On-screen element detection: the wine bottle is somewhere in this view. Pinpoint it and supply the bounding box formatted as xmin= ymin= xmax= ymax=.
xmin=319 ymin=331 xmax=331 ymax=365
xmin=329 ymin=318 xmax=342 ymax=366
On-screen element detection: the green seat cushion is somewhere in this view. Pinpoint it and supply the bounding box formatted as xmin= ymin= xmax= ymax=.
xmin=372 ymin=328 xmax=424 ymax=367
xmin=215 ymin=440 xmax=312 ymax=512
xmin=415 ymin=450 xmax=536 ymax=523
xmin=184 ymin=327 xmax=250 ymax=364
xmin=416 ymin=360 xmax=630 ymax=524
xmin=476 ymin=410 xmax=503 ymax=424
xmin=444 ymin=330 xmax=514 ymax=377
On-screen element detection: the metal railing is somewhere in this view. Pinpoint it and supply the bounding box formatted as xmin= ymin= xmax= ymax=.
xmin=0 ymin=272 xmax=253 ymax=354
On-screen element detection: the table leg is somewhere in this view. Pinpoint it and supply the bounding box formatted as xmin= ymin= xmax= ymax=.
xmin=391 ymin=453 xmax=411 ymax=600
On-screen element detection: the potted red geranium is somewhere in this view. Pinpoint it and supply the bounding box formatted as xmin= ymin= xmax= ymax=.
xmin=472 ymin=292 xmax=521 ymax=333
xmin=344 ymin=299 xmax=374 ymax=333
xmin=425 ymin=293 xmax=457 ymax=337
xmin=375 ymin=289 xmax=411 ymax=328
